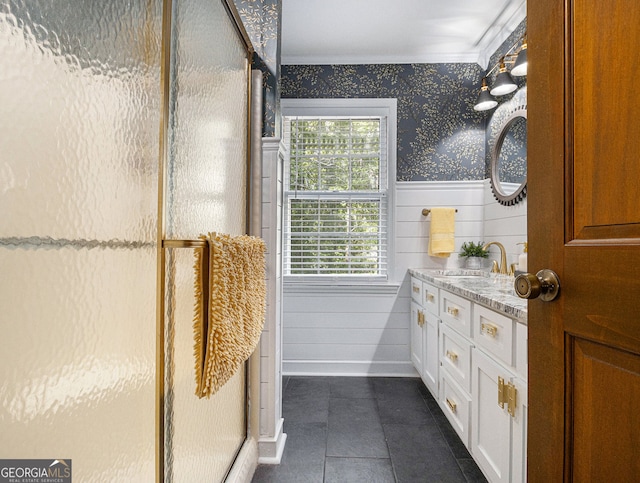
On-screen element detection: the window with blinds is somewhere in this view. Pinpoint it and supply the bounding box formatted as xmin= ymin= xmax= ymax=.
xmin=283 ymin=116 xmax=389 ymax=279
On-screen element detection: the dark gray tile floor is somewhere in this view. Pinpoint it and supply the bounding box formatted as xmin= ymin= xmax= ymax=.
xmin=252 ymin=376 xmax=487 ymax=483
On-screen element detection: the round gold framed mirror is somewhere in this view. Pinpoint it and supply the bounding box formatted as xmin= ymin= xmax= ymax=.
xmin=490 ymin=106 xmax=527 ymax=206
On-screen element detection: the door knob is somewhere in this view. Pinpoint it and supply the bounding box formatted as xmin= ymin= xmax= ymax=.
xmin=514 ymin=269 xmax=561 ymax=301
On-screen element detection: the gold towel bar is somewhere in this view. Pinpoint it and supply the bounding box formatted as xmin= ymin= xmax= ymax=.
xmin=163 ymin=239 xmax=207 ymax=248
xmin=162 ymin=238 xmax=210 ymax=379
xmin=422 ymin=208 xmax=458 ymax=216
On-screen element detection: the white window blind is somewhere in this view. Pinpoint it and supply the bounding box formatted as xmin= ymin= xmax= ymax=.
xmin=283 ymin=116 xmax=389 ymax=279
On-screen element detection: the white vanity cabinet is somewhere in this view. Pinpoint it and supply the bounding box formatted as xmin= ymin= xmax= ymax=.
xmin=438 ymin=291 xmax=474 ymax=448
xmin=410 ymin=278 xmax=424 ymax=374
xmin=422 ymin=309 xmax=439 ymax=396
xmin=421 ymin=280 xmax=440 ymax=397
xmin=471 ymin=304 xmax=528 ymax=483
xmin=472 ymin=349 xmax=528 ymax=483
xmin=408 ymin=270 xmax=528 ymax=483
xmin=410 ymin=300 xmax=424 ymax=373
xmin=409 ymin=277 xmax=440 ymax=398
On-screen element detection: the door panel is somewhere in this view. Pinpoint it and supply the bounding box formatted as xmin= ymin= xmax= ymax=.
xmin=528 ymin=0 xmax=640 ymax=480
xmin=572 ymin=339 xmax=640 ymax=481
xmin=572 ymin=0 xmax=640 ymax=238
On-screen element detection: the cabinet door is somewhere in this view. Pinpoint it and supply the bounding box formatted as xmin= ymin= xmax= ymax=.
xmin=422 ymin=311 xmax=439 ymax=397
xmin=441 ymin=323 xmax=473 ymax=393
xmin=471 ymin=348 xmax=513 ymax=483
xmin=511 ymin=377 xmax=527 ymax=483
xmin=410 ymin=301 xmax=424 ymax=373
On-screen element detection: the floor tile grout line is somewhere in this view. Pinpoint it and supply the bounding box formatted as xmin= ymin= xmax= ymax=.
xmin=376 ymin=391 xmax=400 ymax=483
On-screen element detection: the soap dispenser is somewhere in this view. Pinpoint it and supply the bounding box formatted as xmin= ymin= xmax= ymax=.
xmin=517 ymin=242 xmax=528 ymax=272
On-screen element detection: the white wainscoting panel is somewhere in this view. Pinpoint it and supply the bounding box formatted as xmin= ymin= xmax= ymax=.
xmin=394 ymin=181 xmax=485 ymax=279
xmin=482 ymin=179 xmax=528 ymax=269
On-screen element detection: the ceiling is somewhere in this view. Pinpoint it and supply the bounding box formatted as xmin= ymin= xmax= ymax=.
xmin=281 ymin=0 xmax=526 ymax=68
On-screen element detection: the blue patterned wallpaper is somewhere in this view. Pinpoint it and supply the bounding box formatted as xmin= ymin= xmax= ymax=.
xmin=235 ymin=2 xmax=526 ymax=180
xmin=280 ymin=18 xmax=528 ymax=182
xmin=233 ymin=0 xmax=281 ymax=137
xmin=281 ymin=63 xmax=487 ymax=181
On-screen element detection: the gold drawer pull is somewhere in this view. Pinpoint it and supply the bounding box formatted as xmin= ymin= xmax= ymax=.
xmin=413 ymin=285 xmax=420 ymax=293
xmin=427 ymin=293 xmax=435 ymax=302
xmin=446 ymin=398 xmax=457 ymax=413
xmin=446 ymin=350 xmax=458 ymax=363
xmin=481 ymin=322 xmax=498 ymax=337
xmin=447 ymin=306 xmax=459 ymax=317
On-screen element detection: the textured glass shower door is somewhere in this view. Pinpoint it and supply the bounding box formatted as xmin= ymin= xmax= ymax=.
xmin=160 ymin=0 xmax=252 ymax=481
xmin=0 ymin=0 xmax=253 ymax=480
xmin=0 ymin=1 xmax=162 ymax=480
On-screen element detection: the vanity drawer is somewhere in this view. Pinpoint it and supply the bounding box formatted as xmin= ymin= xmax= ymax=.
xmin=410 ymin=277 xmax=422 ymax=304
xmin=440 ymin=290 xmax=472 ymax=338
xmin=441 ymin=323 xmax=473 ymax=393
xmin=473 ymin=304 xmax=515 ymax=368
xmin=440 ymin=371 xmax=471 ymax=449
xmin=422 ymin=281 xmax=440 ymax=316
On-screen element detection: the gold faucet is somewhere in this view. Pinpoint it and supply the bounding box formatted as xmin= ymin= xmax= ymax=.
xmin=482 ymin=241 xmax=509 ymax=275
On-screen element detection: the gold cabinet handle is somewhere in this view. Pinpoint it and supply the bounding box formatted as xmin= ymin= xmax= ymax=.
xmin=412 ymin=285 xmax=420 ymax=293
xmin=507 ymin=383 xmax=517 ymax=417
xmin=446 ymin=398 xmax=457 ymax=414
xmin=498 ymin=376 xmax=506 ymax=408
xmin=446 ymin=350 xmax=458 ymax=363
xmin=497 ymin=376 xmax=518 ymax=417
xmin=447 ymin=306 xmax=459 ymax=317
xmin=481 ymin=322 xmax=498 ymax=338
xmin=417 ymin=310 xmax=425 ymax=327
xmin=427 ymin=293 xmax=435 ymax=302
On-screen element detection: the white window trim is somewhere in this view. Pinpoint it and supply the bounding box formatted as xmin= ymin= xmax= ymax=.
xmin=281 ymin=98 xmax=397 ymax=285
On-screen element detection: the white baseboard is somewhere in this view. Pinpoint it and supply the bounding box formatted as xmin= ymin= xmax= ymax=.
xmin=258 ymin=418 xmax=287 ymax=465
xmin=283 ymin=360 xmax=419 ymax=377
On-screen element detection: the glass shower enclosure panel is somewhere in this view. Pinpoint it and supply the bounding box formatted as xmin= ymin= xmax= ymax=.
xmin=0 ymin=1 xmax=162 ymax=480
xmin=162 ymin=0 xmax=251 ymax=480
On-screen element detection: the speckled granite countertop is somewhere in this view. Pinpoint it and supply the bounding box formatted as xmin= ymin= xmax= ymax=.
xmin=409 ymin=268 xmax=528 ymax=324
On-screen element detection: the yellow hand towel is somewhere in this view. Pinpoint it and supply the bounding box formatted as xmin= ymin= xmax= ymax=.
xmin=428 ymin=207 xmax=456 ymax=258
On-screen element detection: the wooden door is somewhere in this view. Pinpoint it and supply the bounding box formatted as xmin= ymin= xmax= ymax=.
xmin=528 ymin=0 xmax=640 ymax=480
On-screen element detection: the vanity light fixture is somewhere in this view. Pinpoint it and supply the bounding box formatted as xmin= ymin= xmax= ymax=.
xmin=490 ymin=58 xmax=518 ymax=96
xmin=510 ymin=38 xmax=527 ymax=76
xmin=474 ymin=78 xmax=498 ymax=112
xmin=473 ymin=33 xmax=527 ymax=112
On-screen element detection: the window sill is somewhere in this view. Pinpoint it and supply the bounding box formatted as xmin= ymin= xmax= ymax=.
xmin=283 ymin=281 xmax=401 ymax=295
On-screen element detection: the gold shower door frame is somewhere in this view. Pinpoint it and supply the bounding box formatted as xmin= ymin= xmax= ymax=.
xmin=155 ymin=0 xmax=255 ymax=481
